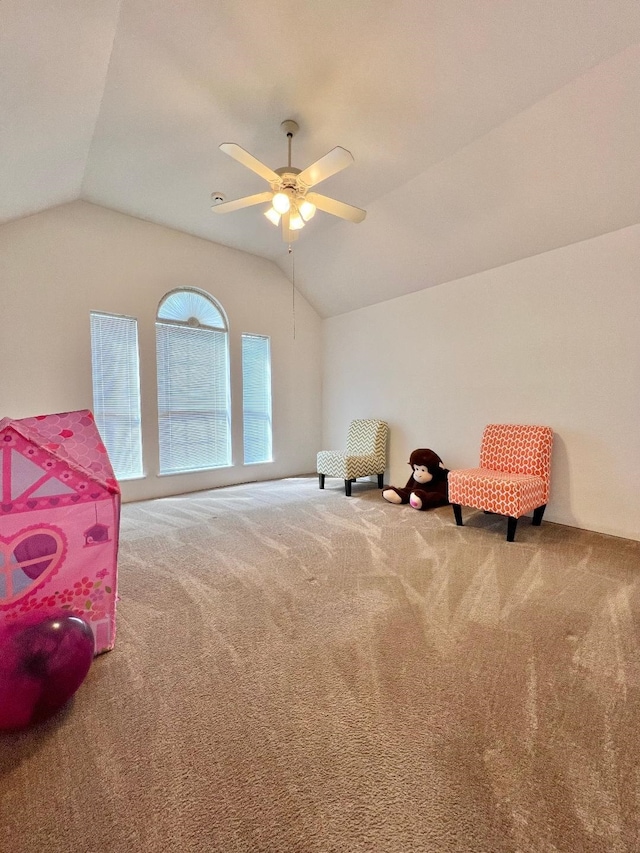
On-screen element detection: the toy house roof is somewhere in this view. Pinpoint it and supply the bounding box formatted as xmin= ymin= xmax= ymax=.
xmin=0 ymin=410 xmax=119 ymax=494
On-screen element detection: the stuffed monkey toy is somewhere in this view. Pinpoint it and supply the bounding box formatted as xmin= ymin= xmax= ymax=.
xmin=382 ymin=448 xmax=450 ymax=510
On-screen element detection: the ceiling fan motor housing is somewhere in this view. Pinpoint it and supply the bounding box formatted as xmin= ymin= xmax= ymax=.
xmin=272 ymin=167 xmax=309 ymax=209
xmin=275 ymin=166 xmax=301 ymax=178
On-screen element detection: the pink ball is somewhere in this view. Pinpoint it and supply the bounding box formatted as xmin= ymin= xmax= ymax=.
xmin=0 ymin=612 xmax=94 ymax=730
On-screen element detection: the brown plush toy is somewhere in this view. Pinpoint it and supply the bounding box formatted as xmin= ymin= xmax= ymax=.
xmin=382 ymin=448 xmax=450 ymax=511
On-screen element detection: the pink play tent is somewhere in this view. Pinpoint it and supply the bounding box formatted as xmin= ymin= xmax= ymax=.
xmin=0 ymin=410 xmax=120 ymax=654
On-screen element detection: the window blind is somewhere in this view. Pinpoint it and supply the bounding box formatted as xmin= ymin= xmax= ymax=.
xmin=90 ymin=312 xmax=144 ymax=480
xmin=156 ymin=322 xmax=231 ymax=474
xmin=242 ymin=334 xmax=272 ymax=464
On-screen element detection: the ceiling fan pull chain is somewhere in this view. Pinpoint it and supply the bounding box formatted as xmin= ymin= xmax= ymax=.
xmin=289 ymin=243 xmax=296 ymax=340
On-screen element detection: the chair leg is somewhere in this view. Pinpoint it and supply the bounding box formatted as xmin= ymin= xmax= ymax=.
xmin=377 ymin=473 xmax=384 ymax=488
xmin=452 ymin=504 xmax=463 ymax=526
xmin=532 ymin=504 xmax=546 ymax=526
xmin=345 ymin=479 xmax=352 ymax=497
xmin=319 ymin=473 xmax=325 ymax=490
xmin=506 ymin=517 xmax=518 ymax=542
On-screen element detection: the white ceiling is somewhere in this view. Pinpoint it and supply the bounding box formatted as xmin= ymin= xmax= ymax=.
xmin=3 ymin=0 xmax=640 ymax=317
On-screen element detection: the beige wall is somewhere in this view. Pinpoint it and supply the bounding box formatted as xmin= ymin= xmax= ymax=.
xmin=3 ymin=200 xmax=638 ymax=540
xmin=0 ymin=201 xmax=322 ymax=502
xmin=322 ymin=224 xmax=640 ymax=541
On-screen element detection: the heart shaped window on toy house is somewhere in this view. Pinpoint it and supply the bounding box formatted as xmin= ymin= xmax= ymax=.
xmin=0 ymin=528 xmax=65 ymax=605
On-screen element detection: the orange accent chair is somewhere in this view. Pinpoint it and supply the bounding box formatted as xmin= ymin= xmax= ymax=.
xmin=448 ymin=424 xmax=553 ymax=542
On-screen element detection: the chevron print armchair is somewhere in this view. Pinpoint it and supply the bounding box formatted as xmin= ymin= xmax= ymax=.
xmin=317 ymin=419 xmax=388 ymax=497
xmin=448 ymin=424 xmax=553 ymax=542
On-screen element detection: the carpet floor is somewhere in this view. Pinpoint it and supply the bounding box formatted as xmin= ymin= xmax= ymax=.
xmin=2 ymin=476 xmax=640 ymax=853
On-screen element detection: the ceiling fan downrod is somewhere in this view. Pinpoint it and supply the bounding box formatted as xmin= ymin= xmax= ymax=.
xmin=280 ymin=119 xmax=299 ymax=170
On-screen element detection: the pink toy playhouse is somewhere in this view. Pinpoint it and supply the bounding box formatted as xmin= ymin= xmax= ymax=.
xmin=0 ymin=410 xmax=120 ymax=654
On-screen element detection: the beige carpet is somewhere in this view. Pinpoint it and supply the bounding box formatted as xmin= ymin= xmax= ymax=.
xmin=2 ymin=476 xmax=640 ymax=853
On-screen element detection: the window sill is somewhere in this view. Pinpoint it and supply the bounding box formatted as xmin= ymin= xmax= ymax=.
xmin=156 ymin=465 xmax=234 ymax=477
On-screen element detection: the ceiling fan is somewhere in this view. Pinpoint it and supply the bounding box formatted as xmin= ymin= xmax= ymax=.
xmin=211 ymin=120 xmax=366 ymax=242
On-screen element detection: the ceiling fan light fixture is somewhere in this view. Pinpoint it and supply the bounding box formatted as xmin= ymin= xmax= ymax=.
xmin=272 ymin=192 xmax=290 ymax=214
xmin=264 ymin=206 xmax=281 ymax=226
xmin=299 ymin=199 xmax=316 ymax=221
xmin=289 ymin=206 xmax=305 ymax=230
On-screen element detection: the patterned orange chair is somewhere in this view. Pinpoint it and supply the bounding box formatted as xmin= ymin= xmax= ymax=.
xmin=448 ymin=424 xmax=553 ymax=542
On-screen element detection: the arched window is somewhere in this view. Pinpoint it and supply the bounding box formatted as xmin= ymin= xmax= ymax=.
xmin=156 ymin=288 xmax=231 ymax=474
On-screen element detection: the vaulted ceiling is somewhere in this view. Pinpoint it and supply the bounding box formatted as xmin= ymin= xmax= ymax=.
xmin=3 ymin=1 xmax=640 ymax=317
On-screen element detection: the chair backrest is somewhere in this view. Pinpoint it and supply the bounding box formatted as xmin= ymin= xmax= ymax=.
xmin=479 ymin=424 xmax=553 ymax=482
xmin=346 ymin=419 xmax=388 ymax=463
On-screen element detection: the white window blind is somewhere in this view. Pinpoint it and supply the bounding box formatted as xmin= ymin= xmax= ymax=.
xmin=156 ymin=290 xmax=231 ymax=474
xmin=242 ymin=334 xmax=272 ymax=464
xmin=90 ymin=312 xmax=144 ymax=480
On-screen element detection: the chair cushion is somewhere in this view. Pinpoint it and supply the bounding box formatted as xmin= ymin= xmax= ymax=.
xmin=317 ymin=452 xmax=382 ymax=480
xmin=448 ymin=467 xmax=547 ymax=518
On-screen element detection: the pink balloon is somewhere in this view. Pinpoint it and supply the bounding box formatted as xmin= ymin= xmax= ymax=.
xmin=0 ymin=612 xmax=94 ymax=730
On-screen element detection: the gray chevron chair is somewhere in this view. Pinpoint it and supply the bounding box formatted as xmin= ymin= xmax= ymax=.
xmin=317 ymin=419 xmax=389 ymax=496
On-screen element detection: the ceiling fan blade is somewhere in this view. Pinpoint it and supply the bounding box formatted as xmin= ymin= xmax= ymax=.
xmin=297 ymin=147 xmax=354 ymax=188
xmin=219 ymin=143 xmax=280 ymax=183
xmin=306 ymin=192 xmax=366 ymax=223
xmin=211 ymin=191 xmax=273 ymax=214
